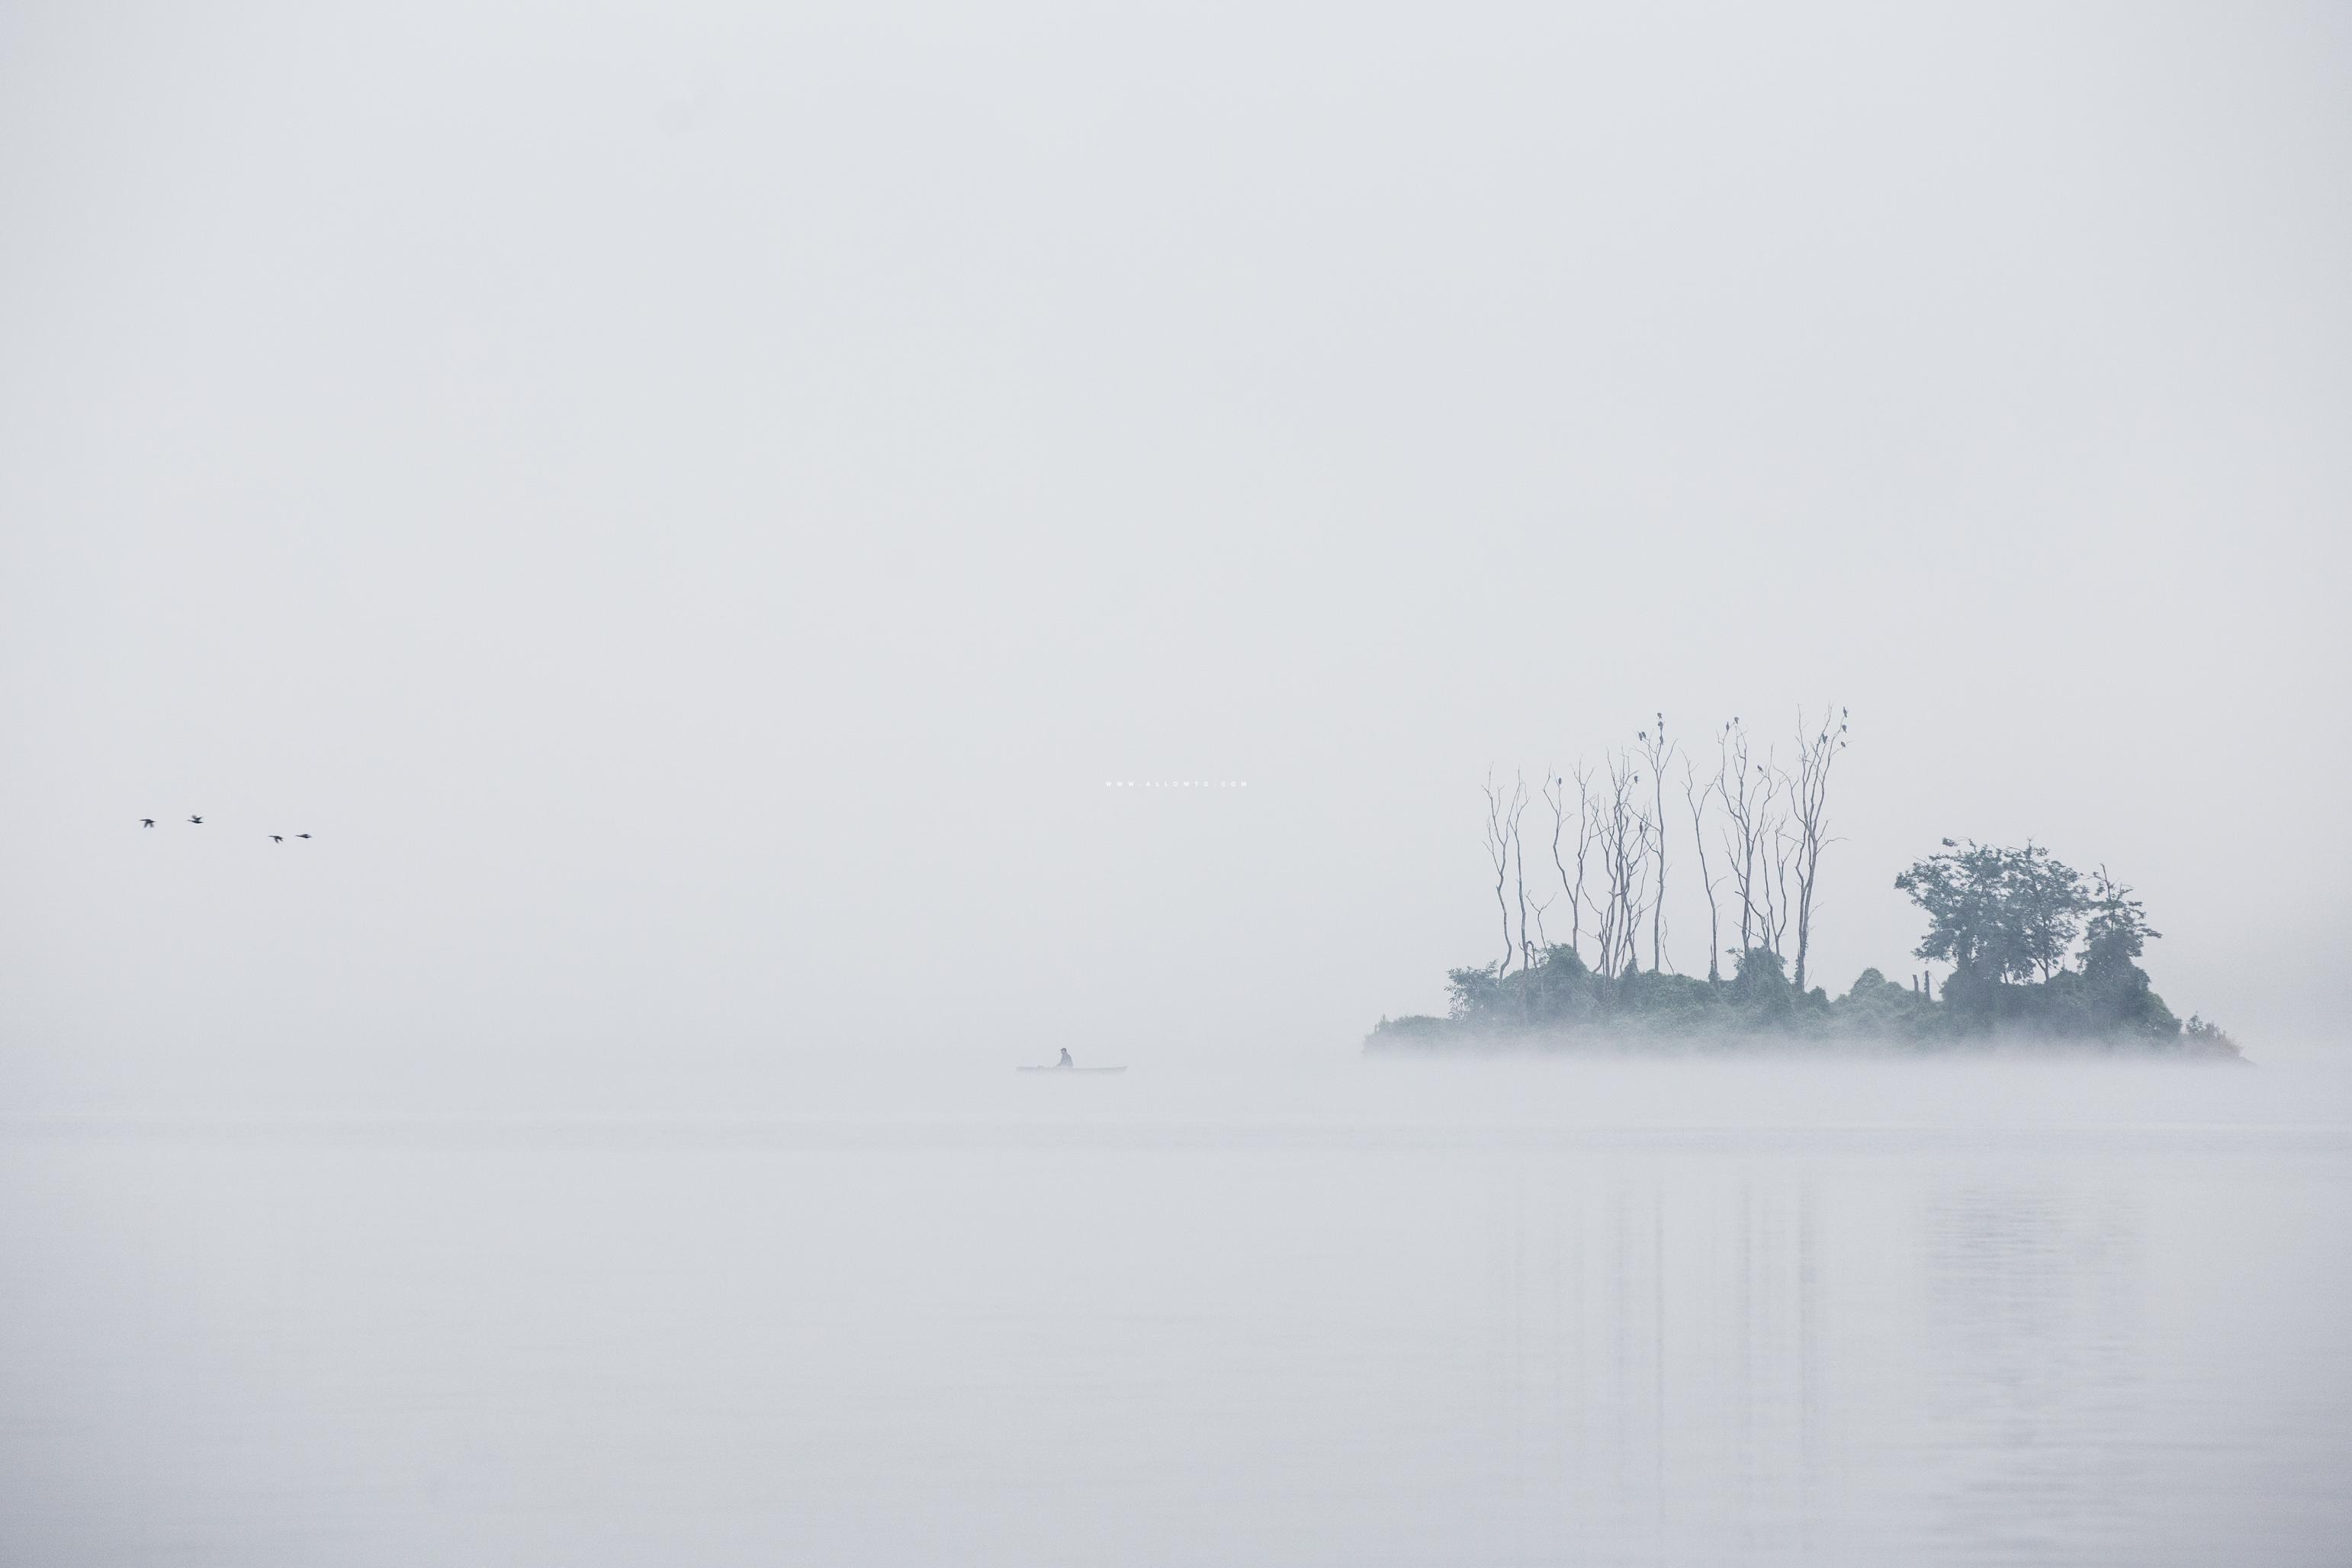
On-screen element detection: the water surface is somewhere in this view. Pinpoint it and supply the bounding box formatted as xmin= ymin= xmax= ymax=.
xmin=2 ymin=1056 xmax=2346 ymax=1566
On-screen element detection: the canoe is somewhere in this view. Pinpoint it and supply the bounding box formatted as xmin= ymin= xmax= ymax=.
xmin=1017 ymin=1065 xmax=1128 ymax=1074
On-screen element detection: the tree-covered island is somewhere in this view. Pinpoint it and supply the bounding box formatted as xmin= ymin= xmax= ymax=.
xmin=1369 ymin=713 xmax=2243 ymax=1058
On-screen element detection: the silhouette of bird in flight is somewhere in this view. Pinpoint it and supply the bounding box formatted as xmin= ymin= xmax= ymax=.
xmin=140 ymin=818 xmax=155 ymax=828
xmin=296 ymin=833 xmax=311 ymax=840
xmin=187 ymin=815 xmax=204 ymax=824
xmin=269 ymin=835 xmax=284 ymax=843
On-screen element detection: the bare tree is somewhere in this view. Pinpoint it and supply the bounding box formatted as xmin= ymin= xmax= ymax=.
xmin=1787 ymin=706 xmax=1848 ymax=994
xmin=1762 ymin=808 xmax=1797 ymax=958
xmin=1480 ymin=770 xmax=1522 ymax=978
xmin=1636 ymin=715 xmax=1675 ymax=972
xmin=1593 ymin=760 xmax=1626 ymax=978
xmin=1595 ymin=750 xmax=1650 ymax=979
xmin=1634 ymin=802 xmax=1663 ymax=971
xmin=1713 ymin=719 xmax=1769 ymax=955
xmin=1571 ymin=763 xmax=1597 ymax=959
xmin=1509 ymin=770 xmax=1533 ymax=1017
xmin=1541 ymin=767 xmax=1590 ymax=966
xmin=1682 ymin=752 xmax=1725 ymax=982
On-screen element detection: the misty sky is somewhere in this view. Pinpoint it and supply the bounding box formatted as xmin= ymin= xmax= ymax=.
xmin=2 ymin=2 xmax=2347 ymax=1105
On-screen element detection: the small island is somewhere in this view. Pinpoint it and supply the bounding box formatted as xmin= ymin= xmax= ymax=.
xmin=1369 ymin=715 xmax=2242 ymax=1058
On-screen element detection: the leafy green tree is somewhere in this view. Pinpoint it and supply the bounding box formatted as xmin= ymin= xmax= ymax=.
xmin=1727 ymin=946 xmax=1795 ymax=1023
xmin=1894 ymin=840 xmax=2088 ymax=986
xmin=1832 ymin=968 xmax=1936 ymax=1040
xmin=2080 ymin=867 xmax=2159 ymax=969
xmin=2063 ymin=867 xmax=2177 ymax=1037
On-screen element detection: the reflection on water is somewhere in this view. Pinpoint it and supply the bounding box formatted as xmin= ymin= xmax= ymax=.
xmin=1466 ymin=1168 xmax=1830 ymax=1561
xmin=1916 ymin=1183 xmax=2146 ymax=1564
xmin=0 ymin=1088 xmax=2347 ymax=1566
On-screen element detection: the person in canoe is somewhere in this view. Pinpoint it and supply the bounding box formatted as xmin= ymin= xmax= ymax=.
xmin=1057 ymin=1048 xmax=1074 ymax=1068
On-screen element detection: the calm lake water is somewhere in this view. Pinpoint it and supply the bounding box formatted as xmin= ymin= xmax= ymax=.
xmin=2 ymin=1056 xmax=2347 ymax=1566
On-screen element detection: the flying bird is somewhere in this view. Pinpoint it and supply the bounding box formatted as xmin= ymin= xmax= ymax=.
xmin=296 ymin=834 xmax=311 ymax=840
xmin=269 ymin=835 xmax=284 ymax=843
xmin=140 ymin=818 xmax=154 ymax=828
xmin=187 ymin=815 xmax=204 ymax=824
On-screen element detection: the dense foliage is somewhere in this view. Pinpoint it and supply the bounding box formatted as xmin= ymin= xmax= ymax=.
xmin=1369 ymin=840 xmax=2242 ymax=1057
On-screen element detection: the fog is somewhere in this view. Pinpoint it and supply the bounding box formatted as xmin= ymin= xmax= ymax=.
xmin=4 ymin=3 xmax=2350 ymax=1561
xmin=4 ymin=2 xmax=2351 ymax=1112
